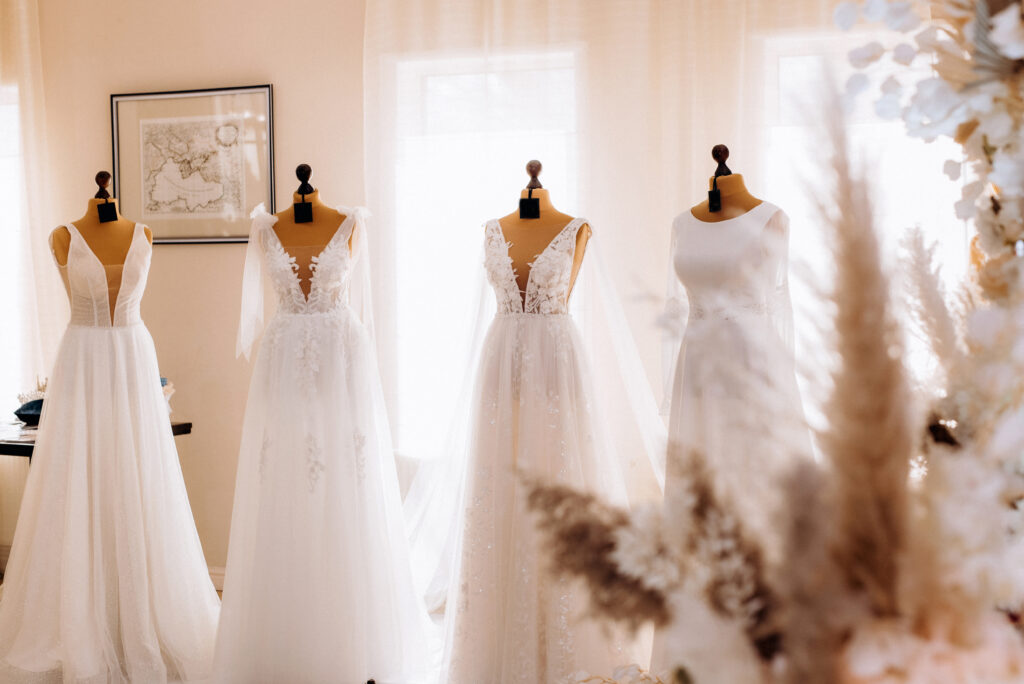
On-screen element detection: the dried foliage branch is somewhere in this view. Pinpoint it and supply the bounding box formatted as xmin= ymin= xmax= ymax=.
xmin=526 ymin=480 xmax=671 ymax=630
xmin=672 ymin=447 xmax=782 ymax=662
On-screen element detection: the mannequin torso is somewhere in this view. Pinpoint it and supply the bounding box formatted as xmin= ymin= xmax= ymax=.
xmin=272 ymin=191 xmax=353 ymax=298
xmin=496 ymin=189 xmax=591 ymax=303
xmin=689 ymin=174 xmax=763 ymax=223
xmin=50 ymin=198 xmax=153 ymax=316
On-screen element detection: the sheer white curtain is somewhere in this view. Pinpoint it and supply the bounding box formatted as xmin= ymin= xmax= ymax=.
xmin=362 ymin=0 xmax=843 ymax=463
xmin=0 ymin=0 xmax=62 ymax=560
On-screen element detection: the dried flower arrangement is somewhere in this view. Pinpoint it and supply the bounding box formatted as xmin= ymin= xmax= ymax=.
xmin=528 ymin=3 xmax=1024 ymax=680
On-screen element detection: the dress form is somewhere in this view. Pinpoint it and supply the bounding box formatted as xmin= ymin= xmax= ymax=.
xmin=496 ymin=160 xmax=591 ymax=303
xmin=50 ymin=172 xmax=153 ymax=316
xmin=272 ymin=166 xmax=351 ymax=299
xmin=689 ymin=145 xmax=763 ymax=222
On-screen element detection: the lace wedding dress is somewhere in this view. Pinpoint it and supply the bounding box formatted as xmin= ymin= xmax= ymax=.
xmin=213 ymin=205 xmax=433 ymax=684
xmin=0 ymin=222 xmax=220 ymax=684
xmin=655 ymin=202 xmax=807 ymax=677
xmin=439 ymin=218 xmax=657 ymax=684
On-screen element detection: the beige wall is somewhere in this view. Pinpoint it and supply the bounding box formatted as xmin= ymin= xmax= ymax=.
xmin=1 ymin=0 xmax=368 ymax=574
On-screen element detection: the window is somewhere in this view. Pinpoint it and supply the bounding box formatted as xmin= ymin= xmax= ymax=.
xmin=389 ymin=50 xmax=580 ymax=455
xmin=761 ymin=32 xmax=967 ymax=426
xmin=0 ymin=85 xmax=26 ymax=415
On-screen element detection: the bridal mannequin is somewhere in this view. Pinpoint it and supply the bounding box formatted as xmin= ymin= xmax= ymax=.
xmin=50 ymin=172 xmax=153 ymax=315
xmin=273 ymin=165 xmax=353 ymax=298
xmin=689 ymin=146 xmax=763 ymax=222
xmin=496 ymin=161 xmax=590 ymax=302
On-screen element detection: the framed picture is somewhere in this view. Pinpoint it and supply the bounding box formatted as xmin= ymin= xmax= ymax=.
xmin=111 ymin=85 xmax=274 ymax=243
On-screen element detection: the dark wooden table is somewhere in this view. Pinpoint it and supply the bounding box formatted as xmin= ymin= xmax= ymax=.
xmin=0 ymin=422 xmax=193 ymax=460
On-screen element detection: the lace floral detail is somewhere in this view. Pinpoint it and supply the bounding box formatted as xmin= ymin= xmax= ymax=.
xmin=484 ymin=221 xmax=523 ymax=315
xmin=306 ymin=434 xmax=325 ymax=492
xmin=523 ymin=218 xmax=585 ymax=315
xmin=483 ymin=218 xmax=587 ymax=316
xmin=252 ymin=204 xmax=362 ymax=317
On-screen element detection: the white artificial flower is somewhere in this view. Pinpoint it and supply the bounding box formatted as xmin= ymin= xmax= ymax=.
xmin=989 ymin=152 xmax=1024 ymax=193
xmin=834 ymin=1 xmax=859 ymax=31
xmin=875 ymin=93 xmax=902 ymax=120
xmin=977 ymin=110 xmax=1015 ymax=149
xmin=892 ymin=42 xmax=917 ymax=65
xmin=846 ymin=72 xmax=870 ymax=97
xmin=903 ymin=77 xmax=967 ymax=140
xmin=849 ymin=41 xmax=885 ymax=68
xmin=885 ymin=1 xmax=922 ymax=32
xmin=863 ymin=0 xmax=889 ymax=23
xmin=955 ymin=197 xmax=979 ymax=219
xmin=992 ymin=3 xmax=1024 ymax=60
xmin=943 ymin=159 xmax=961 ymax=181
xmin=881 ymin=75 xmax=901 ymax=95
xmin=914 ymin=24 xmax=940 ymax=50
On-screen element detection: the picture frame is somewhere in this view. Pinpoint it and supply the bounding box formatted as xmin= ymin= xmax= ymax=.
xmin=111 ymin=84 xmax=275 ymax=244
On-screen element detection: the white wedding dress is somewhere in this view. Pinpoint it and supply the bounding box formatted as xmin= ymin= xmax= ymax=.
xmin=439 ymin=218 xmax=658 ymax=684
xmin=213 ymin=205 xmax=433 ymax=684
xmin=0 ymin=222 xmax=220 ymax=684
xmin=655 ymin=201 xmax=807 ymax=676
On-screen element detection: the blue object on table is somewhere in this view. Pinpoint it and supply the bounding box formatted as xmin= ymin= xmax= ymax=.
xmin=14 ymin=399 xmax=43 ymax=426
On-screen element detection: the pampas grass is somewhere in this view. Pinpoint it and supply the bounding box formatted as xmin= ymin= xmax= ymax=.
xmin=903 ymin=227 xmax=965 ymax=379
xmin=816 ymin=99 xmax=916 ymax=619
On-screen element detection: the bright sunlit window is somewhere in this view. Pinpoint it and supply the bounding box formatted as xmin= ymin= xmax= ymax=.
xmin=390 ymin=50 xmax=580 ymax=455
xmin=0 ymin=86 xmax=25 ymax=415
xmin=761 ymin=32 xmax=967 ymax=426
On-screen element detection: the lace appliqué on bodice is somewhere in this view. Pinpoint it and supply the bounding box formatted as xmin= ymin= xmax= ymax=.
xmin=245 ymin=204 xmax=367 ymax=395
xmin=252 ymin=206 xmax=360 ymax=316
xmin=484 ymin=217 xmax=587 ymax=316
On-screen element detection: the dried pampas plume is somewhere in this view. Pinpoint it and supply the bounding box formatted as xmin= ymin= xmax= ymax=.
xmin=903 ymin=226 xmax=965 ymax=378
xmin=816 ymin=93 xmax=916 ymax=618
xmin=526 ymin=480 xmax=671 ymax=630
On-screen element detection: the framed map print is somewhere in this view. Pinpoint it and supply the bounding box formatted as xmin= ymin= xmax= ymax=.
xmin=111 ymin=85 xmax=274 ymax=243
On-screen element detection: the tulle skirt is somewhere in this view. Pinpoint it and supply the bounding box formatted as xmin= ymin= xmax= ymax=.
xmin=0 ymin=323 xmax=220 ymax=684
xmin=212 ymin=309 xmax=434 ymax=684
xmin=442 ymin=313 xmax=645 ymax=684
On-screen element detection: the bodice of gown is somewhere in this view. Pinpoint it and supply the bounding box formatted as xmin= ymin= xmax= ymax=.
xmin=251 ymin=207 xmax=360 ymax=317
xmin=672 ymin=201 xmax=788 ymax=323
xmin=483 ymin=217 xmax=588 ymax=316
xmin=60 ymin=222 xmax=150 ymax=328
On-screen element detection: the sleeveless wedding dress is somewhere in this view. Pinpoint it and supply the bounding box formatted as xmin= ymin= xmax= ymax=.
xmin=0 ymin=222 xmax=220 ymax=684
xmin=213 ymin=205 xmax=433 ymax=684
xmin=654 ymin=202 xmax=807 ymax=677
xmin=440 ymin=218 xmax=650 ymax=684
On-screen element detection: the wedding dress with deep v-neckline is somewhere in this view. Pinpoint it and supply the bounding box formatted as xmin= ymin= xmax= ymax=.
xmin=214 ymin=205 xmax=433 ymax=684
xmin=0 ymin=222 xmax=220 ymax=684
xmin=438 ymin=217 xmax=653 ymax=684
